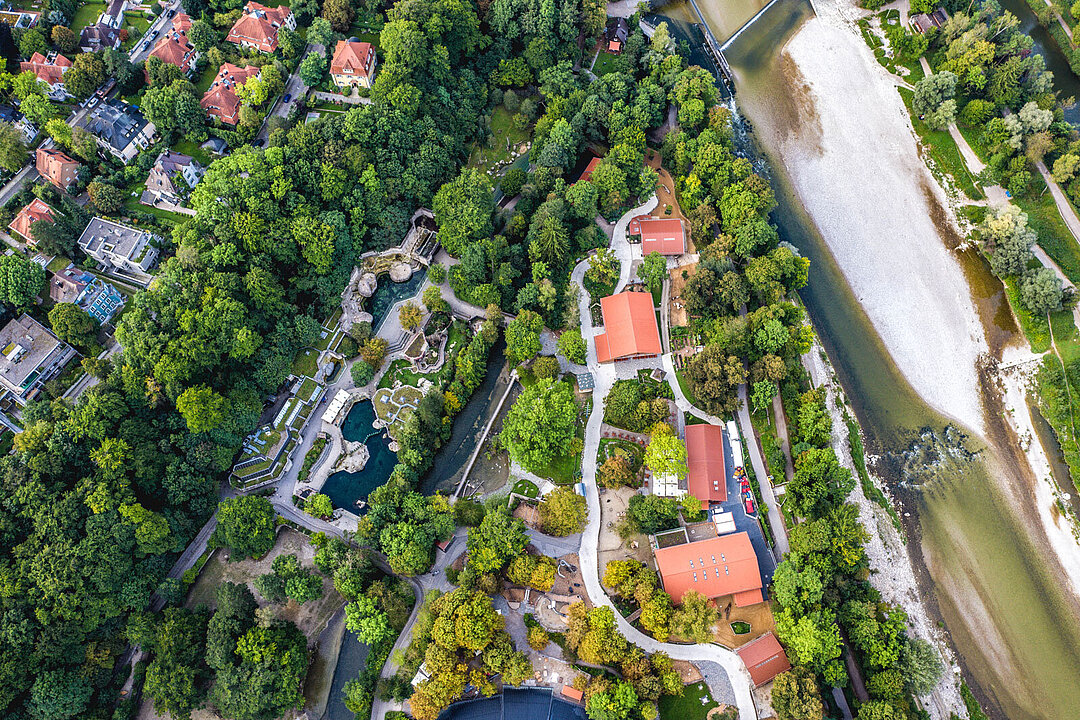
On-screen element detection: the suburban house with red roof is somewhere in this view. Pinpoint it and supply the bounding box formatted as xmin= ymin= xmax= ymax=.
xmin=173 ymin=12 xmax=193 ymax=32
xmin=201 ymin=63 xmax=261 ymax=125
xmin=577 ymin=156 xmax=601 ymax=184
xmin=35 ymin=148 xmax=80 ymax=190
xmin=736 ymin=632 xmax=791 ymax=686
xmin=8 ymin=198 xmax=54 ymax=244
xmin=19 ymin=52 xmax=72 ymax=99
xmin=653 ymin=532 xmax=764 ymax=607
xmin=330 ymin=40 xmax=377 ymax=89
xmin=147 ymin=24 xmax=199 ymax=76
xmin=593 ymin=290 xmax=661 ymax=363
xmin=226 ymin=2 xmax=295 ymax=53
xmin=686 ymin=423 xmax=728 ymax=504
xmin=630 ymin=216 xmax=687 ymax=256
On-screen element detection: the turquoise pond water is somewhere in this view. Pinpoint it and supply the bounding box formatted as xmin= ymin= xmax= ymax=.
xmin=368 ymin=272 xmax=426 ymax=331
xmin=320 ymin=401 xmax=397 ymax=510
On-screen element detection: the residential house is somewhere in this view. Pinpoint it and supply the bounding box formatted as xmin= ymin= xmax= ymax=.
xmin=19 ymin=52 xmax=73 ymax=99
xmin=736 ymin=633 xmax=792 ymax=687
xmin=83 ymin=100 xmax=156 ymax=163
xmin=0 ymin=104 xmax=37 ymax=144
xmin=35 ymin=148 xmax=81 ymax=190
xmin=631 ymin=216 xmax=687 ymax=256
xmin=98 ymin=0 xmax=127 ymax=29
xmin=147 ymin=24 xmax=199 ymax=75
xmin=330 ymin=40 xmax=377 ymax=89
xmin=608 ymin=18 xmax=629 ymax=53
xmin=49 ymin=266 xmax=125 ymax=324
xmin=0 ymin=9 xmax=40 ymax=28
xmin=77 ymin=217 xmax=161 ymax=280
xmin=7 ymin=198 xmax=54 ymax=244
xmin=79 ymin=22 xmax=122 ymax=53
xmin=173 ymin=12 xmax=192 ymax=32
xmin=593 ymin=290 xmax=661 ymax=363
xmin=226 ymin=2 xmax=295 ymax=53
xmin=576 ymin=156 xmax=601 ymax=184
xmin=653 ymin=532 xmax=764 ymax=607
xmin=0 ymin=314 xmax=78 ymax=406
xmin=201 ymin=63 xmax=261 ymax=125
xmin=910 ymin=7 xmax=950 ymax=34
xmin=142 ymin=150 xmax=203 ymax=207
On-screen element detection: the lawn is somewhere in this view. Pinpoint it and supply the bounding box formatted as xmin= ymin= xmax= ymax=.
xmin=1002 ymin=275 xmax=1051 ymax=353
xmin=124 ymin=11 xmax=151 ymax=34
xmin=194 ymin=63 xmax=219 ymax=94
xmin=657 ymin=682 xmax=722 ymax=720
xmin=1015 ymin=190 xmax=1080 ymax=285
xmin=593 ymin=51 xmax=620 ymax=76
xmin=172 ymin=138 xmax=213 ymax=166
xmin=72 ymin=2 xmax=105 ymax=33
xmin=531 ymin=448 xmax=582 ymax=485
xmin=597 ymin=437 xmax=643 ymax=472
xmin=292 ymin=347 xmax=320 ymax=378
xmin=675 ymin=369 xmax=701 ymax=407
xmin=46 ymin=255 xmax=73 ymax=273
xmin=349 ymin=30 xmax=382 ymax=50
xmin=378 ymin=358 xmax=434 ymax=389
xmin=123 ymin=184 xmax=188 ymax=225
xmin=896 ymin=87 xmax=985 ymax=201
xmin=512 ymin=478 xmax=539 ymax=498
xmin=467 ymin=105 xmax=530 ymax=178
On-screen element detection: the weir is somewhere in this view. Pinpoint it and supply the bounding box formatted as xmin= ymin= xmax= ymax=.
xmin=718 ymin=0 xmax=785 ymax=51
xmin=685 ymin=0 xmax=735 ymax=80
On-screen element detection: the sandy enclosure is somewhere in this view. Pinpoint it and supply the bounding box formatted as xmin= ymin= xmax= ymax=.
xmin=739 ymin=8 xmax=990 ymax=437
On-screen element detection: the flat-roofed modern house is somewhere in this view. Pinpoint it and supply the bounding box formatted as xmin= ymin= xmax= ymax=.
xmin=593 ymin=290 xmax=661 ymax=363
xmin=653 ymin=532 xmax=764 ymax=607
xmin=77 ymin=217 xmax=160 ymax=282
xmin=7 ymin=198 xmax=55 ymax=244
xmin=83 ymin=100 xmax=156 ymax=163
xmin=0 ymin=314 xmax=77 ymax=406
xmin=50 ymin=266 xmax=125 ymax=324
xmin=630 ymin=216 xmax=687 ymax=256
xmin=36 ymin=148 xmax=80 ymax=190
xmin=330 ymin=40 xmax=377 ymax=89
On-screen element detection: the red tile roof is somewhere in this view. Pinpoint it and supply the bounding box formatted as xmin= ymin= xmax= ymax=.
xmin=200 ymin=63 xmax=260 ymax=125
xmin=8 ymin=198 xmax=54 ymax=242
xmin=578 ymin=156 xmax=601 ymax=184
xmin=736 ymin=632 xmax=792 ymax=686
xmin=330 ymin=40 xmax=375 ymax=78
xmin=35 ymin=148 xmax=80 ymax=189
xmin=654 ymin=532 xmax=762 ymax=605
xmin=561 ymin=685 xmax=584 ymax=702
xmin=149 ymin=28 xmax=197 ymax=73
xmin=686 ymin=423 xmax=727 ymax=503
xmin=226 ymin=2 xmax=293 ymax=53
xmin=594 ymin=291 xmax=661 ymax=363
xmin=20 ymin=52 xmax=72 ymax=86
xmin=173 ymin=12 xmax=192 ymax=32
xmin=634 ymin=216 xmax=686 ymax=255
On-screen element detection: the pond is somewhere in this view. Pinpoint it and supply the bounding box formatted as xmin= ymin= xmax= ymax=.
xmin=320 ymin=400 xmax=398 ymax=511
xmin=368 ymin=271 xmax=426 ymax=332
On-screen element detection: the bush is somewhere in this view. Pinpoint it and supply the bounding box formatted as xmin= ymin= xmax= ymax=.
xmin=500 ymin=167 xmax=527 ymax=198
xmin=527 ymin=625 xmax=549 ymax=650
xmin=351 ymin=360 xmax=375 ymax=386
xmin=532 ymin=355 xmax=560 ymax=380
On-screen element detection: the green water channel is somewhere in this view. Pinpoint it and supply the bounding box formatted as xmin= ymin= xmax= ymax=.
xmin=666 ymin=0 xmax=1080 ymax=716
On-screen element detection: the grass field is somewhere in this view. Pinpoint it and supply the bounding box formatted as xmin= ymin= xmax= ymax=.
xmin=512 ymin=478 xmax=539 ymax=498
xmin=657 ymin=683 xmax=722 ymax=720
xmin=123 ymin=183 xmax=188 ymax=224
xmin=593 ymin=51 xmax=620 ymax=76
xmin=897 ymin=87 xmax=985 ymax=201
xmin=292 ymin=347 xmax=319 ymax=378
xmin=172 ymin=139 xmax=213 ymax=166
xmin=1016 ymin=190 xmax=1080 ymax=285
xmin=468 ymin=105 xmax=530 ymax=178
xmin=194 ymin=63 xmax=219 ymax=93
xmin=71 ymin=2 xmax=105 ymax=33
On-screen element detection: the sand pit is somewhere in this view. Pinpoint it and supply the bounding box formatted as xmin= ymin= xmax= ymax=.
xmin=737 ymin=7 xmax=989 ymax=437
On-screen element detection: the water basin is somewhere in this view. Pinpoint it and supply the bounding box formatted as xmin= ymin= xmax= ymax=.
xmin=321 ymin=400 xmax=397 ymax=510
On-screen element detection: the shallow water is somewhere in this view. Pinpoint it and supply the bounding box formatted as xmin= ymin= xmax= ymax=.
xmin=664 ymin=0 xmax=1080 ymax=715
xmin=368 ymin=272 xmax=426 ymax=331
xmin=321 ymin=400 xmax=397 ymax=510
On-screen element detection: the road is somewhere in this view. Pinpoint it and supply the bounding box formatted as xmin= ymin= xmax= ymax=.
xmin=128 ymin=1 xmax=185 ymax=64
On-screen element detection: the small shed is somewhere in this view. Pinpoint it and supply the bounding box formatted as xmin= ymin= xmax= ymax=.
xmin=736 ymin=632 xmax=792 ymax=686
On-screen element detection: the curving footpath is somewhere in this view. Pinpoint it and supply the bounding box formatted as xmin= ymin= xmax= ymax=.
xmin=571 ymin=242 xmax=760 ymax=719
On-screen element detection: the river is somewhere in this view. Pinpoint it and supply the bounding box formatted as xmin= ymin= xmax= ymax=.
xmin=654 ymin=0 xmax=1080 ymax=717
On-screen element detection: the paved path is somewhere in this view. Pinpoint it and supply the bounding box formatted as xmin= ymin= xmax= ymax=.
xmin=612 ymin=195 xmax=659 ymax=292
xmin=736 ymin=384 xmax=789 ymax=559
xmin=771 ymin=393 xmax=795 ymax=483
xmin=570 ymin=252 xmax=760 ymax=720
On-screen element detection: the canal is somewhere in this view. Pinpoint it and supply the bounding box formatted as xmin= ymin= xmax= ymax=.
xmin=653 ymin=0 xmax=1080 ymax=717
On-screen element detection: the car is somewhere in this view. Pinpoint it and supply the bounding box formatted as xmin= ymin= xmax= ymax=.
xmin=253 ymin=138 xmax=265 ymax=147
xmin=744 ymin=496 xmax=755 ymax=514
xmin=283 ymin=93 xmax=291 ymax=103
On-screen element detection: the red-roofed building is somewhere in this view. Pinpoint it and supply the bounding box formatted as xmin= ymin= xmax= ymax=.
xmin=330 ymin=40 xmax=377 ymax=89
xmin=200 ymin=63 xmax=261 ymax=125
xmin=736 ymin=633 xmax=791 ymax=686
xmin=8 ymin=198 xmax=54 ymax=243
xmin=629 ymin=216 xmax=686 ymax=256
xmin=19 ymin=52 xmax=72 ymax=98
xmin=173 ymin=12 xmax=192 ymax=32
xmin=654 ymin=532 xmax=763 ymax=606
xmin=226 ymin=2 xmax=295 ymax=53
xmin=593 ymin=291 xmax=661 ymax=363
xmin=686 ymin=423 xmax=727 ymax=504
xmin=35 ymin=148 xmax=80 ymax=190
xmin=577 ymin=156 xmax=601 ymax=184
xmin=561 ymin=685 xmax=584 ymax=703
xmin=147 ymin=25 xmax=199 ymax=75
